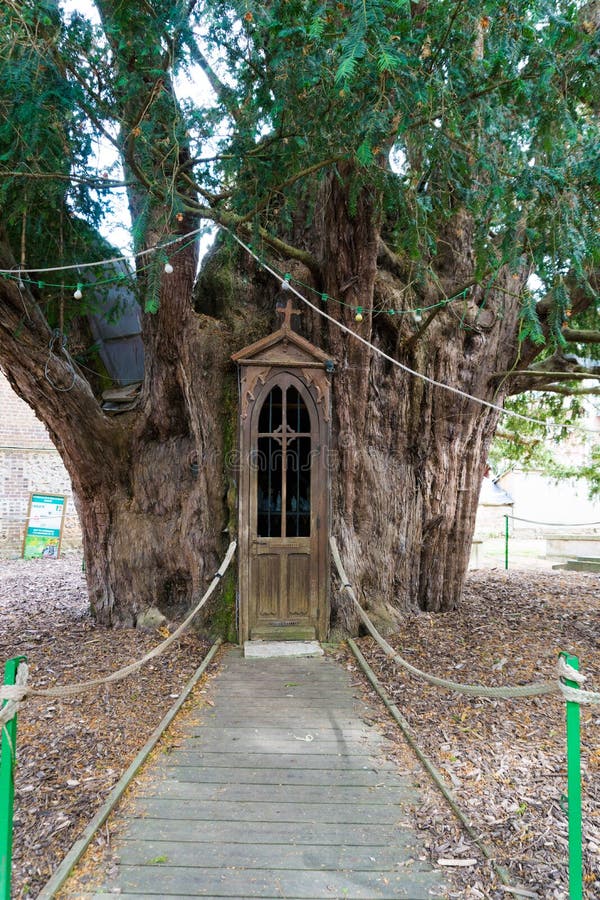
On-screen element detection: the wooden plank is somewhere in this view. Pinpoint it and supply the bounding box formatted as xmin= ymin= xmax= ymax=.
xmin=194 ymin=713 xmax=365 ymax=727
xmin=173 ymin=737 xmax=379 ymax=755
xmin=217 ymin=666 xmax=350 ymax=679
xmin=183 ymin=725 xmax=376 ymax=740
xmin=212 ymin=671 xmax=352 ymax=684
xmin=116 ymin=839 xmax=422 ymax=871
xmin=130 ymin=798 xmax=407 ymax=825
xmin=154 ymin=765 xmax=402 ymax=787
xmin=207 ymin=690 xmax=357 ymax=699
xmin=159 ymin=751 xmax=394 ymax=771
xmin=194 ymin=720 xmax=371 ymax=733
xmin=123 ymin=817 xmax=414 ymax=847
xmin=136 ymin=781 xmax=413 ymax=805
xmin=205 ymin=700 xmax=361 ymax=712
xmin=100 ymin=863 xmax=440 ymax=898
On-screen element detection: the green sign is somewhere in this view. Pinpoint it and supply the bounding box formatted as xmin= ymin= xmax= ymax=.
xmin=22 ymin=493 xmax=67 ymax=559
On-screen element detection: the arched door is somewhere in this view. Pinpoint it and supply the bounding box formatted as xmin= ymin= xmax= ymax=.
xmin=240 ymin=372 xmax=329 ymax=641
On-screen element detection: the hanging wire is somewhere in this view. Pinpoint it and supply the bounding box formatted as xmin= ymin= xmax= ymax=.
xmin=4 ymin=217 xmax=597 ymax=434
xmin=223 ymin=226 xmax=599 ymax=437
xmin=0 ymin=234 xmax=199 ymax=293
xmin=0 ymin=226 xmax=206 ymax=276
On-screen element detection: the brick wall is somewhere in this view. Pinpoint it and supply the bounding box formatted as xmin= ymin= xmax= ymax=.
xmin=0 ymin=373 xmax=82 ymax=556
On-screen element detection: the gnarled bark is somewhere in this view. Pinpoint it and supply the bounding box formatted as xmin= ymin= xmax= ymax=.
xmin=0 ymin=230 xmax=232 ymax=626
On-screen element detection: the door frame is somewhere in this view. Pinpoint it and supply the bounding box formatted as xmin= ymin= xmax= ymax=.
xmin=238 ymin=368 xmax=330 ymax=643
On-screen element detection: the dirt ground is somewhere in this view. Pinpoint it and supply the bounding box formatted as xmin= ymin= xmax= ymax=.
xmin=1 ymin=555 xmax=599 ymax=899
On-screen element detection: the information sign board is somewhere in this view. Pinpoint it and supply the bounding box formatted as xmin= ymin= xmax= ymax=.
xmin=22 ymin=493 xmax=67 ymax=559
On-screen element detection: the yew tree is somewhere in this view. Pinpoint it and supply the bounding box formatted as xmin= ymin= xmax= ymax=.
xmin=0 ymin=0 xmax=598 ymax=628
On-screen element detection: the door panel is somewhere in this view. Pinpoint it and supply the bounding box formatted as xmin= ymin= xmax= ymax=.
xmin=286 ymin=552 xmax=311 ymax=617
xmin=251 ymin=553 xmax=280 ymax=618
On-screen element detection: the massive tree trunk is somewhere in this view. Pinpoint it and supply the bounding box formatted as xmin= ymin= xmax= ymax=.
xmin=259 ymin=173 xmax=528 ymax=629
xmin=0 ymin=230 xmax=235 ymax=627
xmin=0 ymin=169 xmax=527 ymax=631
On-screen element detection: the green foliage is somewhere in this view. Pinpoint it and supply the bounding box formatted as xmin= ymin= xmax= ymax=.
xmin=183 ymin=0 xmax=599 ymax=305
xmin=0 ymin=0 xmax=597 ymax=379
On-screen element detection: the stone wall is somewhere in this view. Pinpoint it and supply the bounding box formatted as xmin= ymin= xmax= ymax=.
xmin=0 ymin=373 xmax=82 ymax=556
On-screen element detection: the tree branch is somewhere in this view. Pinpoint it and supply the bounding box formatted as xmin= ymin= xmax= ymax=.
xmin=408 ymin=75 xmax=536 ymax=131
xmin=503 ymin=370 xmax=600 ymax=380
xmin=0 ymin=170 xmax=131 ymax=189
xmin=535 ymin=271 xmax=599 ymax=318
xmin=505 ymin=356 xmax=600 ymax=395
xmin=0 ymin=235 xmax=118 ymax=481
xmin=535 ymin=384 xmax=600 ymax=396
xmin=256 ymin=226 xmax=320 ymax=277
xmin=194 ymin=49 xmax=241 ymax=122
xmin=495 ymin=428 xmax=541 ymax=447
xmin=562 ymin=327 xmax=600 ymax=344
xmin=237 ymin=156 xmax=343 ymax=225
xmin=174 ymin=204 xmax=321 ymax=276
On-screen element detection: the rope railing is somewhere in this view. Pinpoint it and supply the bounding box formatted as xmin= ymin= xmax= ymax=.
xmin=330 ymin=536 xmax=599 ymax=898
xmin=506 ymin=515 xmax=600 ymax=528
xmin=329 ymin=536 xmax=599 ymax=705
xmin=0 ymin=540 xmax=236 ymax=727
xmin=503 ymin=513 xmax=599 ymax=570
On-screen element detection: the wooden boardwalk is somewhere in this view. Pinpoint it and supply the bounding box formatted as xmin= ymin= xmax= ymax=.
xmin=66 ymin=649 xmax=444 ymax=899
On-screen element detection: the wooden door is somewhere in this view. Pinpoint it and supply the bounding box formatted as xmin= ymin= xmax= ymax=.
xmin=246 ymin=374 xmax=325 ymax=640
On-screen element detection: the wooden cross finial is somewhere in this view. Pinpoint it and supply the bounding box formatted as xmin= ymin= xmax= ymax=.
xmin=277 ymin=295 xmax=302 ymax=330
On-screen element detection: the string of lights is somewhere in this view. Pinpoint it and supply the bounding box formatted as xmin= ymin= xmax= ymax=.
xmin=0 ymin=232 xmax=201 ymax=299
xmin=1 ymin=221 xmax=596 ymax=435
xmin=223 ymin=227 xmax=598 ymax=437
xmin=0 ymin=224 xmax=469 ymax=318
xmin=282 ymin=270 xmax=471 ymax=319
xmin=0 ymin=226 xmax=205 ymax=275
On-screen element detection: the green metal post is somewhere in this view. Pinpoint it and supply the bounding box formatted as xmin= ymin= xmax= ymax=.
xmin=0 ymin=656 xmax=25 ymax=900
xmin=504 ymin=514 xmax=509 ymax=570
xmin=561 ymin=652 xmax=583 ymax=900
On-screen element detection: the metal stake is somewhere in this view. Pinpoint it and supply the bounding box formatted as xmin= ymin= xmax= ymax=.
xmin=0 ymin=657 xmax=26 ymax=900
xmin=561 ymin=652 xmax=583 ymax=900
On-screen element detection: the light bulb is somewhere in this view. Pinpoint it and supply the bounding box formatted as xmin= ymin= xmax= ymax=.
xmin=74 ymin=284 xmax=83 ymax=300
xmin=355 ymin=307 xmax=363 ymax=323
xmin=414 ymin=308 xmax=422 ymax=323
xmin=164 ymin=262 xmax=174 ymax=274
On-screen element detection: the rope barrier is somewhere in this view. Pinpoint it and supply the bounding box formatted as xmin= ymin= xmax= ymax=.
xmin=557 ymin=657 xmax=600 ymax=706
xmin=0 ymin=541 xmax=236 ymax=724
xmin=330 ymin=536 xmax=598 ymax=703
xmin=0 ymin=663 xmax=28 ymax=737
xmin=507 ymin=515 xmax=600 ymax=528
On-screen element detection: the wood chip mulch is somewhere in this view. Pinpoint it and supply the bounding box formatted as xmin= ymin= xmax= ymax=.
xmin=354 ymin=568 xmax=600 ymax=900
xmin=0 ymin=556 xmax=212 ymax=899
xmin=2 ymin=559 xmax=599 ymax=900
